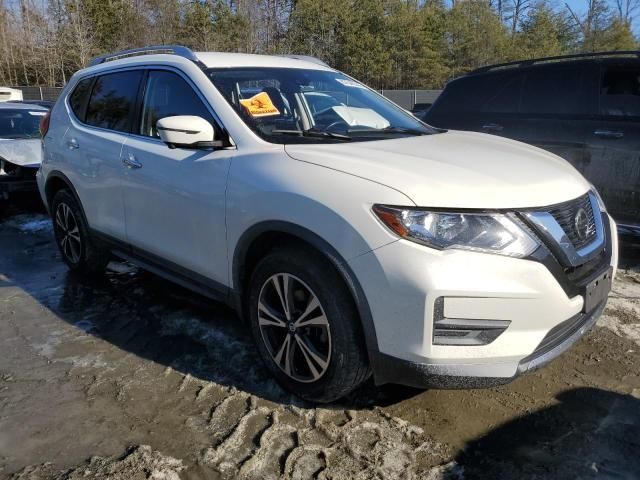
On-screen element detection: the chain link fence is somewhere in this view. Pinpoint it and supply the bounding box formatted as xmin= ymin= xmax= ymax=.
xmin=379 ymin=89 xmax=442 ymax=110
xmin=8 ymin=86 xmax=64 ymax=102
xmin=7 ymin=85 xmax=441 ymax=110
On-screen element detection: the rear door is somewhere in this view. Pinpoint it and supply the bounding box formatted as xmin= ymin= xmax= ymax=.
xmin=584 ymin=61 xmax=640 ymax=226
xmin=121 ymin=69 xmax=233 ymax=286
xmin=63 ymin=70 xmax=143 ymax=241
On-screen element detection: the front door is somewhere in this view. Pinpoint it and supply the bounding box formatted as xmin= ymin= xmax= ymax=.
xmin=121 ymin=69 xmax=233 ymax=286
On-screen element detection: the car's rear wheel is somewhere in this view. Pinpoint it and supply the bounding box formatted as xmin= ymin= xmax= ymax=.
xmin=51 ymin=189 xmax=109 ymax=274
xmin=248 ymin=247 xmax=370 ymax=403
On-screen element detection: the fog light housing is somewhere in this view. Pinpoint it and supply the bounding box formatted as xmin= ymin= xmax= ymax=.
xmin=433 ymin=297 xmax=511 ymax=346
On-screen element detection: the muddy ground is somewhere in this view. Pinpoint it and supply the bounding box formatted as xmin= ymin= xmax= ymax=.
xmin=0 ymin=202 xmax=639 ymax=480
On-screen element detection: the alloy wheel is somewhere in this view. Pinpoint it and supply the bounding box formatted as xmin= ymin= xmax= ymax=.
xmin=257 ymin=273 xmax=332 ymax=383
xmin=55 ymin=203 xmax=82 ymax=264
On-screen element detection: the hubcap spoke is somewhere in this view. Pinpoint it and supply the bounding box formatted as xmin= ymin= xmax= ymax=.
xmin=294 ymin=296 xmax=324 ymax=327
xmin=271 ymin=275 xmax=291 ymax=320
xmin=294 ymin=334 xmax=322 ymax=380
xmin=273 ymin=334 xmax=294 ymax=376
xmin=295 ymin=333 xmax=328 ymax=371
xmin=258 ymin=301 xmax=287 ymax=328
xmin=67 ymin=226 xmax=80 ymax=241
xmin=63 ymin=204 xmax=71 ymax=229
xmin=56 ymin=208 xmax=66 ymax=231
xmin=295 ymin=313 xmax=329 ymax=328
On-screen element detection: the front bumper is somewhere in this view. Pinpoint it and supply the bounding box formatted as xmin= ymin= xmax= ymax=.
xmin=372 ymin=300 xmax=606 ymax=389
xmin=349 ymin=213 xmax=617 ymax=388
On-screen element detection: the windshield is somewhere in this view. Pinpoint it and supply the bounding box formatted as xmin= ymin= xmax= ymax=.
xmin=0 ymin=109 xmax=46 ymax=139
xmin=207 ymin=68 xmax=436 ymax=143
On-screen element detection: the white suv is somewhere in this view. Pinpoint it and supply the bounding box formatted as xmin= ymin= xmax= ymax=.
xmin=38 ymin=46 xmax=618 ymax=402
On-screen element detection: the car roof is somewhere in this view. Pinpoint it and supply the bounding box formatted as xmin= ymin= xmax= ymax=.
xmin=81 ymin=46 xmax=333 ymax=77
xmin=0 ymin=102 xmax=48 ymax=111
xmin=466 ymin=50 xmax=640 ymax=78
xmin=195 ymin=52 xmax=333 ymax=71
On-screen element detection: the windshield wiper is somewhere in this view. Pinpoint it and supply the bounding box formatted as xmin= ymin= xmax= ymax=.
xmin=380 ymin=126 xmax=428 ymax=135
xmin=270 ymin=128 xmax=351 ymax=141
xmin=349 ymin=126 xmax=430 ymax=136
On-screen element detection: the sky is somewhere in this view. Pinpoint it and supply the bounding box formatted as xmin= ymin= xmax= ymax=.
xmin=556 ymin=0 xmax=640 ymax=33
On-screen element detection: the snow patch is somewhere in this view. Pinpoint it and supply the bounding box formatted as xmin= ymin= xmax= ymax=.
xmin=4 ymin=214 xmax=52 ymax=233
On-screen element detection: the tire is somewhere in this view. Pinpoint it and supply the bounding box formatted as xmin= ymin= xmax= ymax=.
xmin=51 ymin=189 xmax=109 ymax=274
xmin=248 ymin=246 xmax=370 ymax=403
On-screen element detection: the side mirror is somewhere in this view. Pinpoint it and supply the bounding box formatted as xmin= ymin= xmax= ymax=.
xmin=156 ymin=115 xmax=222 ymax=149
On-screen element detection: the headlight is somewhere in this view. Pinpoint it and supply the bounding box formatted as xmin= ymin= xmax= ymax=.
xmin=372 ymin=205 xmax=539 ymax=258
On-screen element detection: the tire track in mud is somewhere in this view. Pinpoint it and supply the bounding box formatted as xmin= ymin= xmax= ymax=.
xmin=188 ymin=388 xmax=453 ymax=479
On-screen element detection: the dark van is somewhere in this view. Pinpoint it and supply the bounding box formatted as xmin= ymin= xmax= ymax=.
xmin=424 ymin=51 xmax=640 ymax=229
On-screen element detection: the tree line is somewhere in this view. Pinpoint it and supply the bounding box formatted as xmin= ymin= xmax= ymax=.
xmin=0 ymin=0 xmax=638 ymax=90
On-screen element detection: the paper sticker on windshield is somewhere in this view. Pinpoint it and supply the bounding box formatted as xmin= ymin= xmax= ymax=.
xmin=239 ymin=92 xmax=280 ymax=117
xmin=335 ymin=78 xmax=367 ymax=89
xmin=28 ymin=111 xmax=47 ymax=116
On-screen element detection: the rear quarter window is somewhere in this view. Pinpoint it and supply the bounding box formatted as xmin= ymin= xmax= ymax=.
xmin=68 ymin=77 xmax=93 ymax=121
xmin=85 ymin=70 xmax=143 ymax=132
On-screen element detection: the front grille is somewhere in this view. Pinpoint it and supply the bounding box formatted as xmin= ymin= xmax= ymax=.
xmin=548 ymin=193 xmax=596 ymax=250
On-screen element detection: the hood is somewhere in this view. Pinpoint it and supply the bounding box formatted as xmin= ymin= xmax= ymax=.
xmin=284 ymin=130 xmax=591 ymax=209
xmin=0 ymin=138 xmax=42 ymax=168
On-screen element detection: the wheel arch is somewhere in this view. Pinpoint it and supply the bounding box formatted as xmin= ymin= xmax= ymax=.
xmin=44 ymin=171 xmax=88 ymax=223
xmin=232 ymin=221 xmax=380 ymax=365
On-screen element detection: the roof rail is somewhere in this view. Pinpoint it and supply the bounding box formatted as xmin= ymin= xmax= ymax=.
xmin=89 ymin=45 xmax=203 ymax=67
xmin=469 ymin=50 xmax=640 ymax=75
xmin=279 ymin=54 xmax=329 ymax=67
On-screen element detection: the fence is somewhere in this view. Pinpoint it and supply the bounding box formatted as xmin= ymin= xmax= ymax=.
xmin=7 ymin=85 xmax=441 ymax=110
xmin=379 ymin=89 xmax=442 ymax=110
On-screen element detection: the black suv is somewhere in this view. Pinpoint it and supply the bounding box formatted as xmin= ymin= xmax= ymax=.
xmin=424 ymin=51 xmax=640 ymax=229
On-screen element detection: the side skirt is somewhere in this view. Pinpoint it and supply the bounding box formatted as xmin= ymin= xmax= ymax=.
xmin=90 ymin=229 xmax=232 ymax=306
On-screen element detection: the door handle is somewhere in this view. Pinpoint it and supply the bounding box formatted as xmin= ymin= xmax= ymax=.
xmin=67 ymin=138 xmax=79 ymax=150
xmin=594 ymin=130 xmax=624 ymax=139
xmin=482 ymin=123 xmax=504 ymax=132
xmin=122 ymin=153 xmax=142 ymax=169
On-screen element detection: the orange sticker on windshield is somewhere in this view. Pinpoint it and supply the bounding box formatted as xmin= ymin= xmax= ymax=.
xmin=239 ymin=92 xmax=280 ymax=117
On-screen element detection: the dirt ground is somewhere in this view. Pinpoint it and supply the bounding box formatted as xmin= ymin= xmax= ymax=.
xmin=0 ymin=206 xmax=639 ymax=480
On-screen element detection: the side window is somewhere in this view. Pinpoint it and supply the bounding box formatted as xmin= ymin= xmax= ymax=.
xmin=600 ymin=66 xmax=640 ymax=117
xmin=520 ymin=66 xmax=586 ymax=115
xmin=140 ymin=71 xmax=215 ymax=138
xmin=481 ymin=73 xmax=523 ymax=113
xmin=429 ymin=73 xmax=522 ymax=115
xmin=86 ymin=70 xmax=143 ymax=132
xmin=69 ymin=77 xmax=93 ymax=121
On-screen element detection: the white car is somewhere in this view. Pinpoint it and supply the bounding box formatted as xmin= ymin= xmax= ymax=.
xmin=0 ymin=102 xmax=48 ymax=211
xmin=38 ymin=46 xmax=617 ymax=402
xmin=0 ymin=87 xmax=23 ymax=102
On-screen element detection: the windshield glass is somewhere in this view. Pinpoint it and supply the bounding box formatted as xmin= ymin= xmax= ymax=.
xmin=0 ymin=109 xmax=46 ymax=139
xmin=207 ymin=68 xmax=436 ymax=143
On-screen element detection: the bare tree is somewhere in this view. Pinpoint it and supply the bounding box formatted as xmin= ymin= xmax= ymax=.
xmin=615 ymin=0 xmax=640 ymax=23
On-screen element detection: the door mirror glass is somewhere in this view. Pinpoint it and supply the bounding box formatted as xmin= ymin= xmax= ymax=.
xmin=156 ymin=115 xmax=219 ymax=149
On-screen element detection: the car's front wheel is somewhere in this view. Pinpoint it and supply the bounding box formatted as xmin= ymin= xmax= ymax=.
xmin=51 ymin=189 xmax=109 ymax=274
xmin=248 ymin=247 xmax=370 ymax=403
